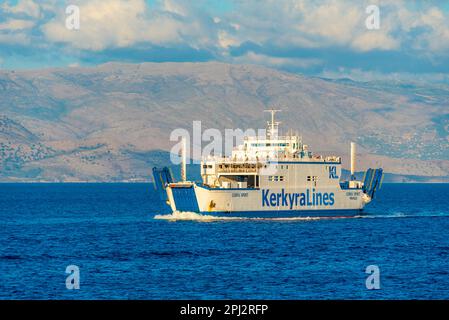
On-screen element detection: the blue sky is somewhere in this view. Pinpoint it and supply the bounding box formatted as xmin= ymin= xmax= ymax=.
xmin=1 ymin=0 xmax=449 ymax=81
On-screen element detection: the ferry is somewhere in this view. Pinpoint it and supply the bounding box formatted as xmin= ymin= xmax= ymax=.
xmin=153 ymin=110 xmax=383 ymax=218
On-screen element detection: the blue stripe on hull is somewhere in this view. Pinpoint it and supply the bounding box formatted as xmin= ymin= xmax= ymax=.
xmin=199 ymin=209 xmax=362 ymax=218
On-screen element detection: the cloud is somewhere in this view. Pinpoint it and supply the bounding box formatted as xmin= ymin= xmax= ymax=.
xmin=233 ymin=51 xmax=323 ymax=70
xmin=1 ymin=0 xmax=41 ymax=18
xmin=162 ymin=0 xmax=188 ymax=17
xmin=0 ymin=19 xmax=35 ymax=31
xmin=41 ymin=0 xmax=185 ymax=51
xmin=0 ymin=33 xmax=31 ymax=45
xmin=297 ymin=1 xmax=362 ymax=46
xmin=0 ymin=0 xmax=449 ymax=78
xmin=414 ymin=7 xmax=449 ymax=52
xmin=351 ymin=32 xmax=399 ymax=52
xmin=223 ymin=0 xmax=406 ymax=54
xmin=40 ymin=0 xmax=221 ymax=52
xmin=0 ymin=0 xmax=43 ymax=45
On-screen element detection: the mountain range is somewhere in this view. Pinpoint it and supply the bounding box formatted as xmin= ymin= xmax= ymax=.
xmin=0 ymin=62 xmax=448 ymax=182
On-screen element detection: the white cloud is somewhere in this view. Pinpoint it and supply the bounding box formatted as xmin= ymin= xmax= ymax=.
xmin=40 ymin=0 xmax=220 ymax=51
xmin=31 ymin=0 xmax=449 ymax=56
xmin=2 ymin=0 xmax=449 ymax=75
xmin=351 ymin=32 xmax=399 ymax=51
xmin=373 ymin=3 xmax=449 ymax=52
xmin=0 ymin=19 xmax=35 ymax=31
xmin=162 ymin=0 xmax=188 ymax=17
xmin=0 ymin=33 xmax=30 ymax=45
xmin=218 ymin=30 xmax=240 ymax=49
xmin=1 ymin=0 xmax=41 ymax=18
xmin=233 ymin=51 xmax=323 ymax=69
xmin=414 ymin=7 xmax=449 ymax=52
xmin=42 ymin=0 xmax=185 ymax=51
xmin=0 ymin=0 xmax=42 ymax=45
xmin=215 ymin=0 xmax=403 ymax=53
xmin=297 ymin=1 xmax=362 ymax=45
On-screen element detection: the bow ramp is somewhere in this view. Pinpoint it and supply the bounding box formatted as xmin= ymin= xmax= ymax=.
xmin=363 ymin=168 xmax=384 ymax=199
xmin=152 ymin=167 xmax=174 ymax=201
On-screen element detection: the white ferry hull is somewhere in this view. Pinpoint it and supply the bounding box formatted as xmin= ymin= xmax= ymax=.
xmin=166 ymin=183 xmax=367 ymax=218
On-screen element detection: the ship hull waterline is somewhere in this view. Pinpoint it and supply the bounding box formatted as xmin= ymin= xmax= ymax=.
xmin=166 ymin=183 xmax=369 ymax=219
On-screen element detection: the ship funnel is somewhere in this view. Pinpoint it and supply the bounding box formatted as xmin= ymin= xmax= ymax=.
xmin=350 ymin=142 xmax=356 ymax=179
xmin=181 ymin=137 xmax=187 ymax=182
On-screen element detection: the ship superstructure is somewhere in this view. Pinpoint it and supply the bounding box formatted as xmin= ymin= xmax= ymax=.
xmin=153 ymin=110 xmax=383 ymax=218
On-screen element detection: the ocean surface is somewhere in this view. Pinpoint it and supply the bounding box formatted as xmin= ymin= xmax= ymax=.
xmin=0 ymin=183 xmax=449 ymax=300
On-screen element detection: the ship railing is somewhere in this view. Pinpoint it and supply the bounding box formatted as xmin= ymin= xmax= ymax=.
xmin=244 ymin=135 xmax=299 ymax=141
xmin=216 ymin=167 xmax=258 ymax=174
xmin=204 ymin=155 xmax=341 ymax=164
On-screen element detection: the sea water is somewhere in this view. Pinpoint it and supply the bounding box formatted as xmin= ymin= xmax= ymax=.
xmin=0 ymin=183 xmax=448 ymax=299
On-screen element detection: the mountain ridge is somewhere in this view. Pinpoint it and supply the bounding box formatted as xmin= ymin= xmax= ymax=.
xmin=0 ymin=62 xmax=448 ymax=182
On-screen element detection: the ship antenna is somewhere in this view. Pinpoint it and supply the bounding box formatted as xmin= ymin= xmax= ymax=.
xmin=264 ymin=108 xmax=281 ymax=139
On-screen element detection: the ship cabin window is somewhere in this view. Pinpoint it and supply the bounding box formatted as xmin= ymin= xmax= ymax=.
xmin=251 ymin=143 xmax=290 ymax=147
xmin=307 ymin=176 xmax=318 ymax=182
xmin=268 ymin=176 xmax=284 ymax=182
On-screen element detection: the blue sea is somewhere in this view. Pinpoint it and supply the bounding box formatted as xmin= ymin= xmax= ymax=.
xmin=0 ymin=183 xmax=449 ymax=300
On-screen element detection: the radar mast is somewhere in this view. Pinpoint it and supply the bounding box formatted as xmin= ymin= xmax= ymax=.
xmin=264 ymin=109 xmax=281 ymax=139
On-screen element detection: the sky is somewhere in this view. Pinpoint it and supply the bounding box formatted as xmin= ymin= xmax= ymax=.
xmin=1 ymin=0 xmax=449 ymax=81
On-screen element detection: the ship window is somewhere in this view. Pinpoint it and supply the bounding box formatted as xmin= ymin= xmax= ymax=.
xmin=269 ymin=175 xmax=284 ymax=182
xmin=208 ymin=165 xmax=213 ymax=169
xmin=203 ymin=165 xmax=207 ymax=169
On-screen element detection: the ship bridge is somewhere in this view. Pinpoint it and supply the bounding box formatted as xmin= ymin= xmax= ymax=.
xmin=200 ymin=109 xmax=342 ymax=189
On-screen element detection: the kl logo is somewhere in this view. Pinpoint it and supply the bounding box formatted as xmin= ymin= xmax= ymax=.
xmin=329 ymin=166 xmax=339 ymax=179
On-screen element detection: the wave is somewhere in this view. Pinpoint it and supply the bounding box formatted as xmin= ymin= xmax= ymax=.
xmin=154 ymin=211 xmax=325 ymax=222
xmin=154 ymin=211 xmax=239 ymax=221
xmin=360 ymin=212 xmax=407 ymax=219
xmin=361 ymin=211 xmax=449 ymax=219
xmin=155 ymin=211 xmax=449 ymax=222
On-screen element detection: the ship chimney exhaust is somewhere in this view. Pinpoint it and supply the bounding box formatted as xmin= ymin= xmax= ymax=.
xmin=181 ymin=137 xmax=187 ymax=182
xmin=350 ymin=142 xmax=356 ymax=180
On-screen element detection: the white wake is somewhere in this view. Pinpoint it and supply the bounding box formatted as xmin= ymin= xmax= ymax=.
xmin=154 ymin=211 xmax=325 ymax=222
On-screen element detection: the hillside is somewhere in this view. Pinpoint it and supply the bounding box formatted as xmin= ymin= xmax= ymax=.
xmin=0 ymin=62 xmax=448 ymax=182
